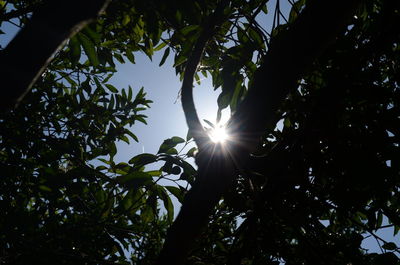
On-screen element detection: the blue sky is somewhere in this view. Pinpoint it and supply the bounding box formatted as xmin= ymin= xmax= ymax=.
xmin=110 ymin=51 xmax=225 ymax=162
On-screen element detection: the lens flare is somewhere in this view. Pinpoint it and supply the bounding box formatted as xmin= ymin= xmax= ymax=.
xmin=209 ymin=125 xmax=229 ymax=143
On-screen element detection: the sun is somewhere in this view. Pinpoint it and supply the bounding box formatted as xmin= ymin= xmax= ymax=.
xmin=209 ymin=125 xmax=229 ymax=143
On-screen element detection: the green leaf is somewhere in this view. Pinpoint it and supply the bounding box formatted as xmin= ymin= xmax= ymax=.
xmin=248 ymin=27 xmax=264 ymax=47
xmin=158 ymin=137 xmax=185 ymax=153
xmin=109 ymin=142 xmax=117 ymax=159
xmin=217 ymin=90 xmax=233 ymax=110
xmin=129 ymin=153 xmax=158 ymax=166
xmin=125 ymin=50 xmax=135 ymax=64
xmin=82 ymin=26 xmax=101 ymax=44
xmin=159 ymin=47 xmax=170 ymax=66
xmin=166 ymin=148 xmax=178 ymax=155
xmin=284 ymin=118 xmax=291 ymax=128
xmin=180 ymin=25 xmax=200 ymax=35
xmin=157 ymin=186 xmax=174 ymax=223
xmin=186 ymin=147 xmax=197 ymax=157
xmin=146 ymin=170 xmax=162 ymax=176
xmin=122 ymin=14 xmax=131 ymax=26
xmin=165 ymin=186 xmax=185 ymax=203
xmin=98 ymin=158 xmax=112 ymax=165
xmin=116 ymin=171 xmax=153 ymax=188
xmin=105 ymin=84 xmax=118 ymax=93
xmin=154 ymin=42 xmax=167 ymax=51
xmin=39 ymin=185 xmax=52 ymax=192
xmin=128 ymin=86 xmax=133 ymax=101
xmin=64 ymin=75 xmax=77 ymax=86
xmin=121 ymin=190 xmax=134 ymax=210
xmin=120 ymin=135 xmax=130 ymax=144
xmin=69 ymin=36 xmax=81 ymax=65
xmin=141 ymin=205 xmax=154 ymax=223
xmin=171 ymin=136 xmax=185 ymax=144
xmin=173 ymin=53 xmax=187 ymax=67
xmin=126 ymin=130 xmax=139 ymax=142
xmin=77 ymin=32 xmax=100 ymax=67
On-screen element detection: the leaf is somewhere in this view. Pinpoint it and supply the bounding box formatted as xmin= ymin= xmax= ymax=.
xmin=186 ymin=129 xmax=193 ymax=141
xmin=158 ymin=137 xmax=184 ymax=154
xmin=154 ymin=42 xmax=167 ymax=51
xmin=394 ymin=225 xmax=399 ymax=236
xmin=185 ymin=147 xmax=197 ymax=158
xmin=166 ymin=148 xmax=178 ymax=155
xmin=126 ymin=130 xmax=139 ymax=142
xmin=289 ymin=0 xmax=306 ymax=23
xmin=248 ymin=27 xmax=264 ymax=46
xmin=98 ymin=158 xmax=112 ymax=165
xmin=121 ymin=190 xmax=134 ymax=210
xmin=125 ymin=50 xmax=135 ymax=64
xmin=217 ymin=90 xmax=233 ymax=110
xmin=105 ymin=84 xmax=118 ymax=93
xmin=128 ymin=86 xmax=133 ymax=101
xmin=171 ymin=136 xmax=185 ymax=144
xmin=382 ymin=242 xmax=397 ymax=251
xmin=69 ymin=36 xmax=81 ymax=65
xmin=284 ymin=118 xmax=291 ymax=128
xmin=157 ymin=186 xmax=174 ymax=223
xmin=141 ymin=205 xmax=154 ymax=223
xmin=170 ymin=166 xmax=181 ymax=175
xmin=82 ymin=26 xmax=101 ymax=44
xmin=129 ymin=153 xmax=158 ymax=166
xmin=116 ymin=171 xmax=153 ymax=188
xmin=180 ymin=25 xmax=200 ymax=35
xmin=146 ymin=170 xmax=162 ymax=176
xmin=173 ymin=53 xmax=187 ymax=67
xmin=122 ymin=14 xmax=131 ymax=26
xmin=39 ymin=185 xmax=52 ymax=192
xmin=64 ymin=75 xmax=77 ymax=86
xmin=203 ymin=119 xmax=215 ymax=128
xmin=120 ymin=135 xmax=129 ymax=144
xmin=165 ymin=186 xmax=185 ymax=203
xmin=109 ymin=142 xmax=117 ymax=159
xmin=77 ymin=32 xmax=100 ymax=67
xmin=159 ymin=47 xmax=170 ymax=66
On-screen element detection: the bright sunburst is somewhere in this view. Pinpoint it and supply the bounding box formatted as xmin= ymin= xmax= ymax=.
xmin=209 ymin=125 xmax=229 ymax=143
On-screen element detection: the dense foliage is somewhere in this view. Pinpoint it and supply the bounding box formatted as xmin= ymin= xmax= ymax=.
xmin=0 ymin=0 xmax=399 ymax=265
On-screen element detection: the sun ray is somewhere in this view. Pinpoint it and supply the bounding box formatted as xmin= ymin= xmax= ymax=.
xmin=209 ymin=125 xmax=229 ymax=143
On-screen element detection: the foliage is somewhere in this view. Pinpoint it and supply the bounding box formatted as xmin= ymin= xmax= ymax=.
xmin=0 ymin=1 xmax=193 ymax=264
xmin=1 ymin=0 xmax=400 ymax=265
xmin=190 ymin=1 xmax=400 ymax=264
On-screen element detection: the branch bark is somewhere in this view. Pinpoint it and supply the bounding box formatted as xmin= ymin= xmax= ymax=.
xmin=0 ymin=0 xmax=110 ymax=111
xmin=156 ymin=0 xmax=362 ymax=264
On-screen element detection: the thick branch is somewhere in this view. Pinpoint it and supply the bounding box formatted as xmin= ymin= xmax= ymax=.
xmin=155 ymin=2 xmax=231 ymax=265
xmin=0 ymin=0 xmax=110 ymax=111
xmin=228 ymin=0 xmax=362 ymax=152
xmin=156 ymin=0 xmax=362 ymax=264
xmin=181 ymin=1 xmax=230 ymax=151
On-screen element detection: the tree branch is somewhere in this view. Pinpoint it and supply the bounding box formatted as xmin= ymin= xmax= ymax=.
xmin=0 ymin=0 xmax=110 ymax=111
xmin=156 ymin=0 xmax=362 ymax=264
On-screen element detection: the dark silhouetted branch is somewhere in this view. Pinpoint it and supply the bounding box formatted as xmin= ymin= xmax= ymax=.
xmin=156 ymin=0 xmax=362 ymax=264
xmin=0 ymin=0 xmax=110 ymax=111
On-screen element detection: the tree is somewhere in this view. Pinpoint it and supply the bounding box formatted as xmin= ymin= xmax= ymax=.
xmin=1 ymin=0 xmax=400 ymax=265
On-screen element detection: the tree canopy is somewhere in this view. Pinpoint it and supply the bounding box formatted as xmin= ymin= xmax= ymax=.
xmin=0 ymin=0 xmax=399 ymax=265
